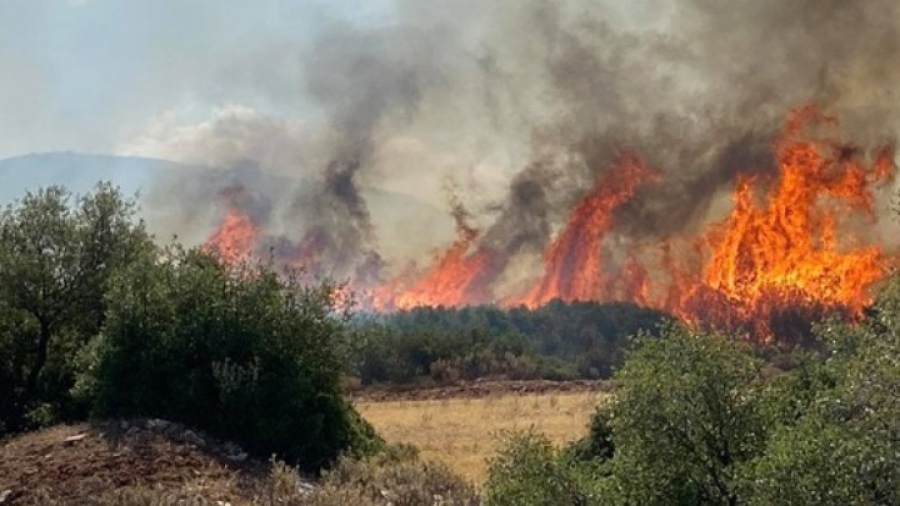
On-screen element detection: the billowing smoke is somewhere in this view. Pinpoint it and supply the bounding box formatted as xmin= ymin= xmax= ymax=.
xmin=476 ymin=0 xmax=900 ymax=244
xmin=131 ymin=0 xmax=900 ymax=296
xmin=292 ymin=25 xmax=447 ymax=274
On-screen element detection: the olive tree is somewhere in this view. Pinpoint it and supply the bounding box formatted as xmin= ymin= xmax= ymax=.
xmin=608 ymin=327 xmax=769 ymax=506
xmin=0 ymin=183 xmax=152 ymax=432
xmin=80 ymin=247 xmax=380 ymax=471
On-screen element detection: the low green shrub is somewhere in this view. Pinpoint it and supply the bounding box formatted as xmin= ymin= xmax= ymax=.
xmin=484 ymin=430 xmax=607 ymax=506
xmin=567 ymin=406 xmax=614 ymax=463
xmin=263 ymin=450 xmax=479 ymax=506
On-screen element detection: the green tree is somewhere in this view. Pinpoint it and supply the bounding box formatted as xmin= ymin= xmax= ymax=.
xmin=81 ymin=247 xmax=379 ymax=471
xmin=485 ymin=430 xmax=605 ymax=506
xmin=743 ymin=276 xmax=900 ymax=505
xmin=0 ymin=184 xmax=152 ymax=432
xmin=609 ymin=326 xmax=768 ymax=506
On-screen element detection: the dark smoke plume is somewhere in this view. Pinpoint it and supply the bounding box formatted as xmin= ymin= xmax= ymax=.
xmin=146 ymin=0 xmax=900 ymax=293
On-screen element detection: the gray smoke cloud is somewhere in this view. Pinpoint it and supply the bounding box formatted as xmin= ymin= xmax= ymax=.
xmin=137 ymin=0 xmax=900 ymax=290
xmin=478 ymin=0 xmax=900 ymax=245
xmin=288 ymin=24 xmax=448 ymax=274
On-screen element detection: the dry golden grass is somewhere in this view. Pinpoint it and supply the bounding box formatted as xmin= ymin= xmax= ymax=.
xmin=354 ymin=390 xmax=610 ymax=484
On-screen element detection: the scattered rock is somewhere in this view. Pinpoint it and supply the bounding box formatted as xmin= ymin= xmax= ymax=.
xmin=225 ymin=451 xmax=248 ymax=463
xmin=147 ymin=419 xmax=171 ymax=431
xmin=63 ymin=433 xmax=87 ymax=443
xmin=0 ymin=490 xmax=12 ymax=503
xmin=182 ymin=430 xmax=206 ymax=447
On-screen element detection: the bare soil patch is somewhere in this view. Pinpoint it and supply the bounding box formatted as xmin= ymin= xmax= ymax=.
xmin=351 ymin=379 xmax=611 ymax=402
xmin=0 ymin=419 xmax=266 ymax=505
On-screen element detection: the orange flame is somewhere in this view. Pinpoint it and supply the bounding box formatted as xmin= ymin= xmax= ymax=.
xmin=373 ymin=220 xmax=495 ymax=311
xmin=517 ymin=153 xmax=660 ymax=307
xmin=665 ymin=106 xmax=894 ymax=337
xmin=201 ymin=106 xmax=897 ymax=341
xmin=204 ymin=189 xmax=260 ymax=264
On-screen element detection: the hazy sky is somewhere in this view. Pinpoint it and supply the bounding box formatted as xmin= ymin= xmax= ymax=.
xmin=0 ymin=0 xmax=393 ymax=159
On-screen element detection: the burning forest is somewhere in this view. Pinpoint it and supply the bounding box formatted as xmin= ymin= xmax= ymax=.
xmin=204 ymin=107 xmax=897 ymax=340
xmin=142 ymin=0 xmax=900 ymax=342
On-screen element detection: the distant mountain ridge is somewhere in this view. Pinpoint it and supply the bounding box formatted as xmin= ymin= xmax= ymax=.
xmin=0 ymin=152 xmax=208 ymax=203
xmin=0 ymin=152 xmax=451 ymax=252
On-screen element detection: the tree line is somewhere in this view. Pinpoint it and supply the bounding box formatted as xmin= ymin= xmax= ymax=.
xmin=347 ymin=301 xmax=670 ymax=387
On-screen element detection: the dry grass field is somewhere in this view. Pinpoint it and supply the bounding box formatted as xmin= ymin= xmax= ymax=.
xmin=354 ymin=389 xmax=610 ymax=484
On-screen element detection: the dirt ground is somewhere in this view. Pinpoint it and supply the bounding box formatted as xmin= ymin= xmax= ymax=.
xmin=0 ymin=419 xmax=267 ymax=505
xmin=350 ymin=379 xmax=611 ymax=402
xmin=0 ymin=380 xmax=609 ymax=502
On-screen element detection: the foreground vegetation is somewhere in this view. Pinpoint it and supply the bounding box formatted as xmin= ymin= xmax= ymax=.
xmin=0 ymin=184 xmax=378 ymax=471
xmin=483 ymin=276 xmax=900 ymax=505
xmin=3 ymin=182 xmax=900 ymax=504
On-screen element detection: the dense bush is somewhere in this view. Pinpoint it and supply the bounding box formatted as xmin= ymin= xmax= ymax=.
xmin=300 ymin=448 xmax=480 ymax=505
xmin=483 ymin=275 xmax=900 ymax=505
xmin=77 ymin=247 xmax=380 ymax=471
xmin=484 ymin=430 xmax=606 ymax=506
xmin=609 ymin=327 xmax=769 ymax=505
xmin=567 ymin=406 xmax=615 ymax=463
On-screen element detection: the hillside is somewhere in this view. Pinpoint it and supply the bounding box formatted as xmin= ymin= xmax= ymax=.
xmin=0 ymin=152 xmax=192 ymax=204
xmin=0 ymin=419 xmax=273 ymax=505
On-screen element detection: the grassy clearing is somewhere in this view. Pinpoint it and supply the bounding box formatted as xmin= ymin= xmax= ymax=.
xmin=354 ymin=390 xmax=610 ymax=484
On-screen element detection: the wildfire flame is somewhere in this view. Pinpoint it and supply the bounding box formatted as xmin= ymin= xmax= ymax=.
xmin=371 ymin=213 xmax=496 ymax=311
xmin=204 ymin=188 xmax=261 ymax=264
xmin=517 ymin=152 xmax=660 ymax=308
xmin=203 ymin=106 xmax=897 ymax=340
xmin=665 ymin=106 xmax=895 ymax=337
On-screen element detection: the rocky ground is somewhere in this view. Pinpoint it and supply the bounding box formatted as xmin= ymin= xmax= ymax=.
xmin=0 ymin=419 xmax=280 ymax=505
xmin=0 ymin=380 xmax=599 ymax=504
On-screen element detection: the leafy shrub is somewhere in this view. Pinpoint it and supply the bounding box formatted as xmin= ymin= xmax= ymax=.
xmin=79 ymin=247 xmax=380 ymax=471
xmin=567 ymin=406 xmax=614 ymax=462
xmin=609 ymin=327 xmax=769 ymax=506
xmin=484 ymin=430 xmax=606 ymax=506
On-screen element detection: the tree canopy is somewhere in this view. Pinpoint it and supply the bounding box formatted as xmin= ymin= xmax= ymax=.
xmin=0 ymin=184 xmax=152 ymax=431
